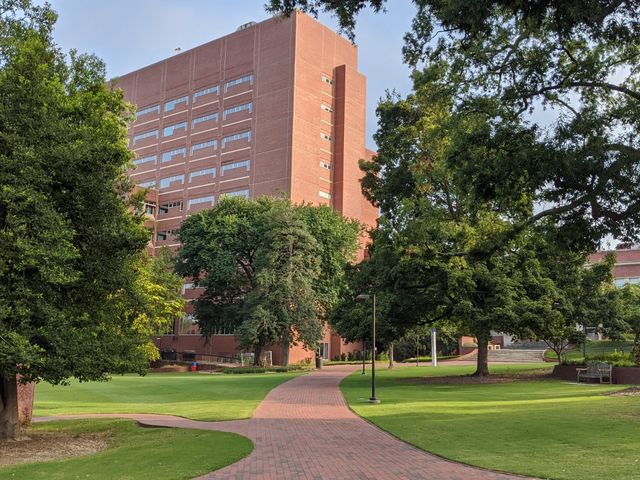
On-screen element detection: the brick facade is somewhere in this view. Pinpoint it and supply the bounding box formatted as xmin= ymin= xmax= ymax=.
xmin=119 ymin=13 xmax=375 ymax=364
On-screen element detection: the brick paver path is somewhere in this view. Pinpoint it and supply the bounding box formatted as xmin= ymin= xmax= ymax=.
xmin=37 ymin=366 xmax=532 ymax=479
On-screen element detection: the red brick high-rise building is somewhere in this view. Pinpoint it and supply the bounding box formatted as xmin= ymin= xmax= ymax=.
xmin=118 ymin=12 xmax=377 ymax=364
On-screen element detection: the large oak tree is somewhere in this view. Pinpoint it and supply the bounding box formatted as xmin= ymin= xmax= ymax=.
xmin=0 ymin=0 xmax=184 ymax=439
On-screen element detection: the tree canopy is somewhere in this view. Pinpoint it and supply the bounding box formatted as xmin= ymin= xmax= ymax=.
xmin=0 ymin=0 xmax=184 ymax=440
xmin=177 ymin=196 xmax=360 ymax=365
xmin=270 ymin=0 xmax=640 ymax=375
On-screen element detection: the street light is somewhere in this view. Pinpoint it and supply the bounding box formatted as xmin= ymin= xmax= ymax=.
xmin=356 ymin=293 xmax=380 ymax=404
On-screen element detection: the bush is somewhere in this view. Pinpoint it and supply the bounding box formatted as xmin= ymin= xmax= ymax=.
xmin=401 ymin=355 xmax=457 ymax=363
xmin=221 ymin=364 xmax=313 ymax=374
xmin=562 ymin=350 xmax=638 ymax=367
xmin=324 ymin=360 xmax=365 ymax=365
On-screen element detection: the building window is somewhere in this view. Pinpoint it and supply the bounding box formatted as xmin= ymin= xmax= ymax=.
xmin=161 ymin=147 xmax=186 ymax=163
xmin=222 ymin=130 xmax=251 ymax=147
xmin=189 ymin=167 xmax=216 ymax=182
xmin=136 ymin=104 xmax=160 ymax=118
xmin=224 ymin=74 xmax=253 ymax=92
xmin=320 ymin=132 xmax=332 ymax=142
xmin=178 ymin=313 xmax=199 ymax=335
xmin=224 ymin=102 xmax=252 ymax=119
xmin=192 ymin=112 xmax=218 ymax=128
xmin=159 ymin=174 xmax=184 ymax=189
xmin=319 ymin=343 xmax=329 ymax=359
xmin=163 ymin=121 xmax=187 ymax=137
xmin=156 ymin=228 xmax=179 ymax=241
xmin=319 ymin=191 xmax=331 ymax=199
xmin=133 ymin=155 xmax=157 ymax=166
xmin=321 ymin=104 xmax=333 ymax=113
xmin=321 ymin=75 xmax=333 ymax=85
xmin=164 ymin=95 xmax=189 ymax=112
xmin=132 ymin=129 xmax=159 ymax=145
xmin=181 ymin=282 xmax=194 ymax=294
xmin=191 ymin=139 xmax=217 ymax=154
xmin=211 ymin=324 xmax=237 ymax=335
xmin=138 ymin=180 xmax=156 ymax=189
xmin=615 ymin=278 xmax=627 ymax=288
xmin=320 ymin=161 xmax=331 ymax=170
xmin=221 ymin=160 xmax=250 ymax=175
xmin=193 ymin=86 xmax=219 ymax=101
xmin=222 ymin=189 xmax=249 ymax=199
xmin=188 ymin=196 xmax=215 ymax=209
xmin=631 ymin=277 xmax=640 ymax=285
xmin=158 ymin=201 xmax=183 ymax=214
xmin=144 ymin=202 xmax=156 ymax=215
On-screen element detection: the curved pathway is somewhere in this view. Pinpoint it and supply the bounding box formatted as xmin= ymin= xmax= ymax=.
xmin=37 ymin=366 xmax=531 ymax=479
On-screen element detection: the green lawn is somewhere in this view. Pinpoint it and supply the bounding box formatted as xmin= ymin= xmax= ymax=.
xmin=544 ymin=339 xmax=634 ymax=361
xmin=35 ymin=372 xmax=300 ymax=421
xmin=341 ymin=364 xmax=639 ymax=480
xmin=0 ymin=419 xmax=252 ymax=480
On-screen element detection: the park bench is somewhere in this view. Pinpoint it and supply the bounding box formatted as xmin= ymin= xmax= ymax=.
xmin=576 ymin=362 xmax=612 ymax=384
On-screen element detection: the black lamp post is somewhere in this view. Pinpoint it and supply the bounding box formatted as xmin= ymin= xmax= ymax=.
xmin=356 ymin=293 xmax=380 ymax=403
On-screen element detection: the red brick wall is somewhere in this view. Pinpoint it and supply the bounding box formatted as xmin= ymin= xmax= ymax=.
xmin=121 ymin=12 xmax=376 ymax=365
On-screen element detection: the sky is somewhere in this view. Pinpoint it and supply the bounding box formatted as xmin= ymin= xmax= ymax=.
xmin=41 ymin=0 xmax=418 ymax=150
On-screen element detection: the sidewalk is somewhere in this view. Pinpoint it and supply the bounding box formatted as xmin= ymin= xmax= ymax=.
xmin=37 ymin=366 xmax=533 ymax=479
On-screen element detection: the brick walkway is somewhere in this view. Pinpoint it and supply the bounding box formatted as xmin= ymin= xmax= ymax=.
xmin=37 ymin=366 xmax=532 ymax=479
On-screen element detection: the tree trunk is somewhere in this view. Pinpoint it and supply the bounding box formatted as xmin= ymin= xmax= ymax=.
xmin=0 ymin=374 xmax=20 ymax=441
xmin=281 ymin=343 xmax=289 ymax=367
xmin=473 ymin=333 xmax=490 ymax=377
xmin=388 ymin=342 xmax=394 ymax=369
xmin=253 ymin=345 xmax=262 ymax=366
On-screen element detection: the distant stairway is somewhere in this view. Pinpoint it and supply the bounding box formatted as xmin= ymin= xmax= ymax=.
xmin=465 ymin=348 xmax=545 ymax=363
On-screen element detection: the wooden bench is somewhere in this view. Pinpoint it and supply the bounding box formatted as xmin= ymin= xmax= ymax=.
xmin=576 ymin=362 xmax=612 ymax=384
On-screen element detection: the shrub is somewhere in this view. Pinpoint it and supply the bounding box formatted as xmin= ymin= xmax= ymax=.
xmin=221 ymin=364 xmax=313 ymax=374
xmin=562 ymin=350 xmax=638 ymax=367
xmin=401 ymin=355 xmax=457 ymax=363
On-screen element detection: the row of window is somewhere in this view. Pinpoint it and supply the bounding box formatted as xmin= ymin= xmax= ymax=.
xmin=156 ymin=228 xmax=180 ymax=241
xmin=178 ymin=313 xmax=236 ymax=335
xmin=133 ymin=128 xmax=252 ymax=151
xmin=615 ymin=277 xmax=640 ymax=288
xmin=134 ymin=102 xmax=252 ymax=144
xmin=135 ymin=75 xmax=254 ymax=120
xmin=137 ymin=161 xmax=251 ymax=191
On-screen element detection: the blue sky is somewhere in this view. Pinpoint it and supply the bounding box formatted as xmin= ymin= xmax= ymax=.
xmin=42 ymin=0 xmax=417 ymax=150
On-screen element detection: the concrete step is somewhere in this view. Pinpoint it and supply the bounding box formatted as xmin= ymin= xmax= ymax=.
xmin=466 ymin=349 xmax=545 ymax=363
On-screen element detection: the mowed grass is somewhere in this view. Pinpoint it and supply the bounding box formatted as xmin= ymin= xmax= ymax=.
xmin=35 ymin=372 xmax=301 ymax=421
xmin=0 ymin=419 xmax=252 ymax=480
xmin=341 ymin=364 xmax=640 ymax=480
